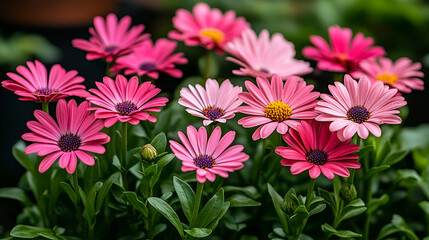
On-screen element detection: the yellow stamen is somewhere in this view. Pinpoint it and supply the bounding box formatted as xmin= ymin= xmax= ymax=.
xmin=200 ymin=28 xmax=225 ymax=43
xmin=337 ymin=54 xmax=347 ymax=62
xmin=264 ymin=101 xmax=292 ymax=122
xmin=376 ymin=73 xmax=399 ymax=85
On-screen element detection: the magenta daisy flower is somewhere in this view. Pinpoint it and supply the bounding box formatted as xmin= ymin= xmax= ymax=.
xmin=168 ymin=2 xmax=250 ymax=53
xmin=86 ymin=75 xmax=169 ymax=128
xmin=316 ymin=75 xmax=407 ymax=141
xmin=275 ymin=120 xmax=360 ymax=179
xmin=352 ymin=57 xmax=424 ymax=93
xmin=302 ymin=25 xmax=385 ymax=73
xmin=2 ymin=60 xmax=88 ymax=103
xmin=22 ymin=99 xmax=110 ymax=174
xmin=113 ymin=39 xmax=188 ymax=79
xmin=238 ymin=74 xmax=320 ymax=140
xmin=72 ymin=13 xmax=149 ymax=62
xmin=169 ymin=125 xmax=249 ymax=183
xmin=178 ymin=79 xmax=242 ymax=126
xmin=225 ymin=29 xmax=312 ymax=79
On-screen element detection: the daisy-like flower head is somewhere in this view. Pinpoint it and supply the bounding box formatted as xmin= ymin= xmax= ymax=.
xmin=302 ymin=25 xmax=385 ymax=73
xmin=316 ymin=75 xmax=407 ymax=141
xmin=168 ymin=3 xmax=250 ymax=53
xmin=22 ymin=99 xmax=110 ymax=174
xmin=238 ymin=74 xmax=320 ymax=140
xmin=2 ymin=60 xmax=88 ymax=103
xmin=275 ymin=120 xmax=360 ymax=179
xmin=113 ymin=38 xmax=188 ymax=79
xmin=352 ymin=57 xmax=424 ymax=93
xmin=178 ymin=79 xmax=242 ymax=126
xmin=87 ymin=75 xmax=169 ymax=128
xmin=225 ymin=29 xmax=312 ymax=79
xmin=169 ymin=125 xmax=249 ymax=183
xmin=72 ymin=13 xmax=149 ymax=62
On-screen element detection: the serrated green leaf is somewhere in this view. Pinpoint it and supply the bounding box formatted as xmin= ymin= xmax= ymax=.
xmin=173 ymin=176 xmax=195 ymax=223
xmin=227 ymin=194 xmax=261 ymax=207
xmin=124 ymin=191 xmax=148 ymax=217
xmin=197 ymin=188 xmax=224 ymax=228
xmin=184 ymin=228 xmax=212 ymax=238
xmin=148 ymin=197 xmax=184 ymax=238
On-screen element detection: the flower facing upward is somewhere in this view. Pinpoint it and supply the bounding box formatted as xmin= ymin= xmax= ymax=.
xmin=113 ymin=39 xmax=188 ymax=79
xmin=72 ymin=13 xmax=149 ymax=62
xmin=225 ymin=29 xmax=312 ymax=79
xmin=275 ymin=120 xmax=360 ymax=179
xmin=178 ymin=79 xmax=242 ymax=126
xmin=168 ymin=3 xmax=250 ymax=53
xmin=87 ymin=75 xmax=169 ymax=128
xmin=302 ymin=25 xmax=385 ymax=73
xmin=238 ymin=74 xmax=319 ymax=140
xmin=352 ymin=57 xmax=424 ymax=93
xmin=22 ymin=99 xmax=110 ymax=174
xmin=169 ymin=125 xmax=249 ymax=183
xmin=316 ymin=75 xmax=407 ymax=141
xmin=2 ymin=60 xmax=88 ymax=103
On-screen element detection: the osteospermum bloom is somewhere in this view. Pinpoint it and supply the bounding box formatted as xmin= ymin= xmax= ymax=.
xmin=352 ymin=57 xmax=424 ymax=93
xmin=302 ymin=25 xmax=385 ymax=73
xmin=22 ymin=99 xmax=110 ymax=174
xmin=72 ymin=13 xmax=149 ymax=62
xmin=169 ymin=125 xmax=249 ymax=183
xmin=178 ymin=79 xmax=242 ymax=126
xmin=316 ymin=75 xmax=407 ymax=141
xmin=238 ymin=74 xmax=320 ymax=140
xmin=275 ymin=120 xmax=360 ymax=179
xmin=113 ymin=39 xmax=188 ymax=79
xmin=168 ymin=3 xmax=250 ymax=53
xmin=87 ymin=75 xmax=168 ymax=128
xmin=225 ymin=29 xmax=312 ymax=79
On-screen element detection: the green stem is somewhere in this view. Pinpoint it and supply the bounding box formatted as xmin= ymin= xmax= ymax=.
xmin=190 ymin=181 xmax=205 ymax=228
xmin=72 ymin=172 xmax=87 ymax=238
xmin=42 ymin=102 xmax=49 ymax=114
xmin=203 ymin=50 xmax=213 ymax=80
xmin=364 ymin=176 xmax=375 ymax=240
xmin=121 ymin=122 xmax=129 ymax=189
xmin=305 ymin=179 xmax=316 ymax=209
xmin=105 ymin=61 xmax=113 ymax=77
xmin=348 ymin=137 xmax=362 ymax=184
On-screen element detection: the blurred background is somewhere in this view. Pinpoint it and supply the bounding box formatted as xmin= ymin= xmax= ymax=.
xmin=1 ymin=0 xmax=428 ymax=233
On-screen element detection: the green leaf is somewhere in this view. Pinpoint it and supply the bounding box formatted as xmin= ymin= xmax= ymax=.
xmin=318 ymin=188 xmax=336 ymax=214
xmin=377 ymin=214 xmax=419 ymax=240
xmin=151 ymin=132 xmax=167 ymax=154
xmin=95 ymin=172 xmax=121 ymax=213
xmin=267 ymin=183 xmax=289 ymax=234
xmin=157 ymin=153 xmax=175 ymax=168
xmin=419 ymin=201 xmax=429 ymax=217
xmin=340 ymin=198 xmax=367 ymax=221
xmin=10 ymin=225 xmax=59 ymax=239
xmin=375 ymin=140 xmax=392 ymax=166
xmin=0 ymin=187 xmax=32 ymax=206
xmin=224 ymin=185 xmax=260 ymax=198
xmin=358 ymin=145 xmax=374 ymax=158
xmin=289 ymin=205 xmax=309 ymax=230
xmin=383 ymin=150 xmax=409 ymax=166
xmin=321 ymin=223 xmax=362 ymax=238
xmin=367 ymin=194 xmax=389 ymax=215
xmin=308 ymin=202 xmax=326 ymax=216
xmin=227 ymin=194 xmax=261 ymax=207
xmin=366 ymin=165 xmax=390 ymax=179
xmin=184 ymin=228 xmax=212 ymax=238
xmin=144 ymin=164 xmax=158 ymax=178
xmin=206 ymin=202 xmax=230 ymax=230
xmin=197 ymin=188 xmax=224 ymax=228
xmin=12 ymin=141 xmax=36 ymax=173
xmin=152 ymin=224 xmax=167 ymax=238
xmin=124 ymin=191 xmax=148 ymax=217
xmin=60 ymin=182 xmax=77 ymax=207
xmin=395 ymin=169 xmax=422 ymax=186
xmin=148 ymin=197 xmax=184 ymax=238
xmin=173 ymin=176 xmax=195 ymax=223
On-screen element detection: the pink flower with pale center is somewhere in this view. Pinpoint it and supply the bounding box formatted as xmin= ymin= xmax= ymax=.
xmin=169 ymin=125 xmax=249 ymax=183
xmin=225 ymin=29 xmax=312 ymax=79
xmin=238 ymin=74 xmax=320 ymax=140
xmin=86 ymin=75 xmax=169 ymax=128
xmin=275 ymin=120 xmax=360 ymax=179
xmin=352 ymin=57 xmax=424 ymax=93
xmin=72 ymin=13 xmax=149 ymax=62
xmin=316 ymin=75 xmax=407 ymax=141
xmin=168 ymin=3 xmax=250 ymax=53
xmin=22 ymin=99 xmax=110 ymax=174
xmin=302 ymin=25 xmax=385 ymax=73
xmin=2 ymin=60 xmax=88 ymax=103
xmin=113 ymin=39 xmax=188 ymax=79
xmin=178 ymin=79 xmax=242 ymax=126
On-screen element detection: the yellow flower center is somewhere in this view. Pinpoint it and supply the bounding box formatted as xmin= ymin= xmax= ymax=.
xmin=200 ymin=28 xmax=225 ymax=43
xmin=376 ymin=73 xmax=398 ymax=85
xmin=264 ymin=101 xmax=292 ymax=122
xmin=337 ymin=53 xmax=347 ymax=62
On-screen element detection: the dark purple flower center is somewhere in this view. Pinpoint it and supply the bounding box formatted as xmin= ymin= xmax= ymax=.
xmin=116 ymin=101 xmax=137 ymax=116
xmin=35 ymin=88 xmax=54 ymax=95
xmin=58 ymin=134 xmax=81 ymax=152
xmin=306 ymin=150 xmax=328 ymax=165
xmin=202 ymin=106 xmax=225 ymax=120
xmin=139 ymin=62 xmax=157 ymax=71
xmin=194 ymin=154 xmax=215 ymax=169
xmin=347 ymin=105 xmax=370 ymax=124
xmin=105 ymin=45 xmax=117 ymax=53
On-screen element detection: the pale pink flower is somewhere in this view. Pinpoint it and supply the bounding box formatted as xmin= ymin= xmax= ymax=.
xmin=169 ymin=125 xmax=249 ymax=183
xmin=238 ymin=74 xmax=320 ymax=140
xmin=316 ymin=75 xmax=407 ymax=141
xmin=225 ymin=29 xmax=312 ymax=79
xmin=302 ymin=25 xmax=385 ymax=73
xmin=22 ymin=99 xmax=110 ymax=174
xmin=275 ymin=120 xmax=360 ymax=179
xmin=178 ymin=79 xmax=242 ymax=126
xmin=168 ymin=3 xmax=250 ymax=53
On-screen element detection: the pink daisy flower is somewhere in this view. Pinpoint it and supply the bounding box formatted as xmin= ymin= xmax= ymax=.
xmin=352 ymin=57 xmax=424 ymax=93
xmin=169 ymin=125 xmax=249 ymax=183
xmin=275 ymin=120 xmax=360 ymax=179
xmin=238 ymin=74 xmax=320 ymax=140
xmin=225 ymin=29 xmax=312 ymax=79
xmin=22 ymin=99 xmax=110 ymax=174
xmin=113 ymin=39 xmax=188 ymax=79
xmin=86 ymin=75 xmax=169 ymax=128
xmin=302 ymin=25 xmax=385 ymax=73
xmin=168 ymin=2 xmax=250 ymax=53
xmin=178 ymin=79 xmax=242 ymax=126
xmin=72 ymin=13 xmax=149 ymax=62
xmin=316 ymin=75 xmax=407 ymax=141
xmin=2 ymin=60 xmax=88 ymax=103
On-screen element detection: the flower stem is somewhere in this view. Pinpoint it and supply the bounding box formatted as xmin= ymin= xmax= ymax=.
xmin=305 ymin=178 xmax=316 ymax=209
xmin=364 ymin=176 xmax=375 ymax=240
xmin=203 ymin=50 xmax=213 ymax=81
xmin=71 ymin=172 xmax=87 ymax=238
xmin=190 ymin=181 xmax=205 ymax=229
xmin=121 ymin=122 xmax=129 ymax=189
xmin=42 ymin=102 xmax=49 ymax=114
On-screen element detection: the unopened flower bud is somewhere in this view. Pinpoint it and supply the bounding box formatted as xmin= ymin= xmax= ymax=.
xmin=281 ymin=196 xmax=298 ymax=215
xmin=140 ymin=144 xmax=157 ymax=161
xmin=340 ymin=183 xmax=357 ymax=201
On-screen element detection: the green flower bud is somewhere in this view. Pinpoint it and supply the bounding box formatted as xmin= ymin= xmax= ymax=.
xmin=340 ymin=183 xmax=357 ymax=201
xmin=281 ymin=196 xmax=298 ymax=215
xmin=140 ymin=144 xmax=157 ymax=161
